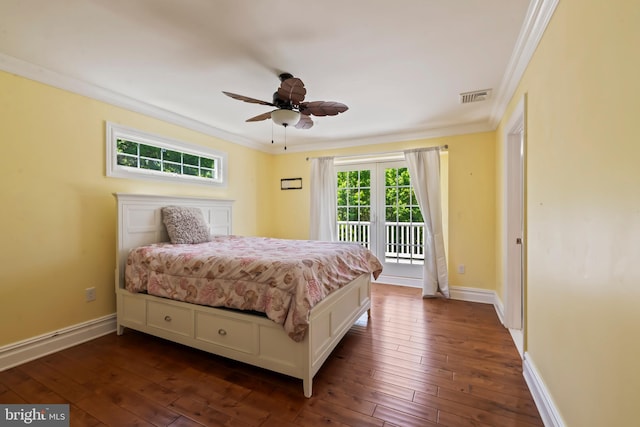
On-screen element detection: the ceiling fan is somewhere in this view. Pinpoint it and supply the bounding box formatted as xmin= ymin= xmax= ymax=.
xmin=222 ymin=73 xmax=348 ymax=130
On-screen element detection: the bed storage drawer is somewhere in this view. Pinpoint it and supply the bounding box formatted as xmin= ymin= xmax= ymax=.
xmin=147 ymin=301 xmax=193 ymax=337
xmin=195 ymin=311 xmax=257 ymax=354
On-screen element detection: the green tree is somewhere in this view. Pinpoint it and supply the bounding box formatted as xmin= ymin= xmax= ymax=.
xmin=337 ymin=170 xmax=371 ymax=222
xmin=385 ymin=167 xmax=423 ymax=223
xmin=337 ymin=167 xmax=423 ymax=224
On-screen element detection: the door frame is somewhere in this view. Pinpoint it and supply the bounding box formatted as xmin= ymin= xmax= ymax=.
xmin=374 ymin=160 xmax=423 ymax=280
xmin=503 ymin=95 xmax=526 ymax=356
xmin=334 ymin=160 xmax=423 ymax=287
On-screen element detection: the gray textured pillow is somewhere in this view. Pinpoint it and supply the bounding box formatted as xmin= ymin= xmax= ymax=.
xmin=161 ymin=206 xmax=210 ymax=244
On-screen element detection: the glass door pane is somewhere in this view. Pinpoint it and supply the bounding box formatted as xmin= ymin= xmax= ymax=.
xmin=376 ymin=161 xmax=423 ymax=278
xmin=336 ymin=167 xmax=374 ymax=250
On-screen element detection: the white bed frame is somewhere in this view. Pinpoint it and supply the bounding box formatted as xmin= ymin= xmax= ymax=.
xmin=114 ymin=193 xmax=371 ymax=397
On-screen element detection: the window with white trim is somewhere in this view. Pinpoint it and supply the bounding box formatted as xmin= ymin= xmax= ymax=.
xmin=106 ymin=122 xmax=227 ymax=186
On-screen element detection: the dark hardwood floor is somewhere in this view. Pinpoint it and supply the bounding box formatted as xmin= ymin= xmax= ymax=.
xmin=0 ymin=284 xmax=542 ymax=426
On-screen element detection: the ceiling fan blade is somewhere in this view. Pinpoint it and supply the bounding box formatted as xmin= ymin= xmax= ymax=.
xmin=299 ymin=101 xmax=348 ymax=117
xmin=295 ymin=114 xmax=314 ymax=129
xmin=277 ymin=78 xmax=307 ymax=105
xmin=246 ymin=111 xmax=274 ymax=122
xmin=222 ymin=91 xmax=275 ymax=106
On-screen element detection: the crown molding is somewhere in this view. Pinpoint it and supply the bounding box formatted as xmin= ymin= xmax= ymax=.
xmin=277 ymin=121 xmax=494 ymax=154
xmin=489 ymin=0 xmax=560 ymax=127
xmin=0 ymin=53 xmax=269 ymax=153
xmin=0 ymin=52 xmax=494 ymax=155
xmin=0 ymin=0 xmax=557 ymax=156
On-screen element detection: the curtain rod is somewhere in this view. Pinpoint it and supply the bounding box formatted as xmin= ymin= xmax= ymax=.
xmin=305 ymin=144 xmax=448 ymax=161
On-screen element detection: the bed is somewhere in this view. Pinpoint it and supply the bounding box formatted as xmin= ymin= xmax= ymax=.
xmin=114 ymin=193 xmax=382 ymax=397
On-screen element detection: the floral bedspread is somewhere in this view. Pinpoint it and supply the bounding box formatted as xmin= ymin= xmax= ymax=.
xmin=125 ymin=236 xmax=382 ymax=341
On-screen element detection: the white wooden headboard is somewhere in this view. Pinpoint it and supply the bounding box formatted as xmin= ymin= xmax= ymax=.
xmin=114 ymin=193 xmax=234 ymax=290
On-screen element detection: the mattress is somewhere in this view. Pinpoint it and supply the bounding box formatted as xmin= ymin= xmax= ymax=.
xmin=125 ymin=235 xmax=382 ymax=341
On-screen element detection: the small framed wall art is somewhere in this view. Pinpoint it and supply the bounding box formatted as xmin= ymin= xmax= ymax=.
xmin=280 ymin=177 xmax=302 ymax=190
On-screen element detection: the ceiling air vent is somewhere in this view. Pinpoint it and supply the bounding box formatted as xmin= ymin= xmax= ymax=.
xmin=460 ymin=89 xmax=492 ymax=104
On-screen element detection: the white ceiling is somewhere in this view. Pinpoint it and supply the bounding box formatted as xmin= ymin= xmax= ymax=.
xmin=0 ymin=0 xmax=542 ymax=153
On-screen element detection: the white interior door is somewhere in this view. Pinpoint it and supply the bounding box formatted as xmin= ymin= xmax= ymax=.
xmin=503 ymin=97 xmax=526 ymax=356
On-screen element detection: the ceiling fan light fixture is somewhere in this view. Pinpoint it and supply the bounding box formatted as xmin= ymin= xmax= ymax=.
xmin=223 ymin=73 xmax=347 ymax=132
xmin=271 ymin=109 xmax=300 ymax=127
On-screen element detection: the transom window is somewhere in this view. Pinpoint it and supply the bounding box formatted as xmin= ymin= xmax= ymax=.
xmin=106 ymin=122 xmax=227 ymax=186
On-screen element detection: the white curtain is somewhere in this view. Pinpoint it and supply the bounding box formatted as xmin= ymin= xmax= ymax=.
xmin=405 ymin=148 xmax=449 ymax=298
xmin=309 ymin=157 xmax=337 ymax=241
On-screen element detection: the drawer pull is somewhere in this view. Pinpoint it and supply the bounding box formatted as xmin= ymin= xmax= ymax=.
xmin=164 ymin=315 xmax=172 ymax=322
xmin=218 ymin=329 xmax=227 ymax=336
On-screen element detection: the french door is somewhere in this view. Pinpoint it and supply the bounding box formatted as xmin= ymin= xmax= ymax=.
xmin=336 ymin=161 xmax=424 ymax=279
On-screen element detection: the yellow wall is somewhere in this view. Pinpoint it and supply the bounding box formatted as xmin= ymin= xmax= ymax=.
xmin=0 ymin=69 xmax=497 ymax=347
xmin=0 ymin=71 xmax=273 ymax=346
xmin=4 ymin=1 xmax=638 ymax=423
xmin=269 ymin=132 xmax=496 ymax=291
xmin=496 ymin=0 xmax=640 ymax=425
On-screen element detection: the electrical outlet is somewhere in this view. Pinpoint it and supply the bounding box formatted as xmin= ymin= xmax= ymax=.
xmin=85 ymin=287 xmax=96 ymax=302
xmin=457 ymin=264 xmax=465 ymax=274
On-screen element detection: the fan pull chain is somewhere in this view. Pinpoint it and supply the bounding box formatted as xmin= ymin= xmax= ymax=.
xmin=283 ymin=124 xmax=288 ymax=150
xmin=271 ymin=122 xmax=290 ymax=150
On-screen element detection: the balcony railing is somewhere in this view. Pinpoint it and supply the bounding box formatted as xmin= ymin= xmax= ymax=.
xmin=337 ymin=221 xmax=425 ymax=265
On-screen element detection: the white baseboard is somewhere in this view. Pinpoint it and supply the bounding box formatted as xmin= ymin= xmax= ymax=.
xmin=509 ymin=328 xmax=524 ymax=358
xmin=494 ymin=295 xmax=505 ymax=324
xmin=523 ymin=353 xmax=566 ymax=427
xmin=374 ymin=274 xmax=422 ymax=288
xmin=375 ymin=276 xmax=497 ymax=305
xmin=493 ymin=295 xmax=524 ymax=357
xmin=0 ymin=314 xmax=117 ymax=371
xmin=449 ymin=286 xmax=495 ymax=304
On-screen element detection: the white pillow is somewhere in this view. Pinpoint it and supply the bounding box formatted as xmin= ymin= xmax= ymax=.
xmin=161 ymin=206 xmax=210 ymax=244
